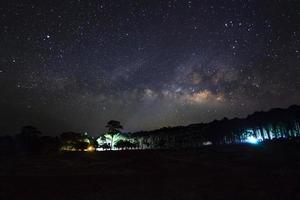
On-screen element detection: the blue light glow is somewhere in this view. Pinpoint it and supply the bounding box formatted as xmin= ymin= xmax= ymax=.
xmin=246 ymin=136 xmax=258 ymax=144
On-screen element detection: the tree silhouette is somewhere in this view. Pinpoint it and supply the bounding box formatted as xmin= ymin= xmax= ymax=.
xmin=60 ymin=132 xmax=92 ymax=151
xmin=105 ymin=120 xmax=123 ymax=149
xmin=40 ymin=136 xmax=60 ymax=153
xmin=130 ymin=105 xmax=300 ymax=149
xmin=15 ymin=126 xmax=42 ymax=153
xmin=115 ymin=140 xmax=137 ymax=150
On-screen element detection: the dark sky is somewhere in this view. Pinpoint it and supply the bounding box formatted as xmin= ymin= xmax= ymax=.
xmin=1 ymin=0 xmax=299 ymax=136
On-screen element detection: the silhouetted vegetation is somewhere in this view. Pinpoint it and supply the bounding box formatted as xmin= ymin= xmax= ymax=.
xmin=15 ymin=126 xmax=42 ymax=153
xmin=105 ymin=120 xmax=123 ymax=149
xmin=131 ymin=105 xmax=300 ymax=149
xmin=0 ymin=105 xmax=299 ymax=154
xmin=114 ymin=140 xmax=137 ymax=150
xmin=60 ymin=132 xmax=97 ymax=151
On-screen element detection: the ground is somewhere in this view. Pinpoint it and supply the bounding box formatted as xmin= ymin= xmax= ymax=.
xmin=1 ymin=143 xmax=300 ymax=200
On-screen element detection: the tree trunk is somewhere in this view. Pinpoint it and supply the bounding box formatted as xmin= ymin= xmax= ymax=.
xmin=265 ymin=128 xmax=271 ymax=140
xmin=271 ymin=125 xmax=278 ymax=138
xmin=259 ymin=127 xmax=266 ymax=140
xmin=296 ymin=122 xmax=300 ymax=136
xmin=111 ymin=135 xmax=114 ymax=150
xmin=280 ymin=127 xmax=286 ymax=138
xmin=253 ymin=129 xmax=258 ymax=138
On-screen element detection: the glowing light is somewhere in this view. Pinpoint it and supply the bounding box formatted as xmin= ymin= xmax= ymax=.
xmin=184 ymin=90 xmax=224 ymax=104
xmin=185 ymin=90 xmax=211 ymax=104
xmin=203 ymin=141 xmax=212 ymax=146
xmin=246 ymin=136 xmax=258 ymax=144
xmin=86 ymin=146 xmax=95 ymax=152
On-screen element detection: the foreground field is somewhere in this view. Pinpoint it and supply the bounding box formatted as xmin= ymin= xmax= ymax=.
xmin=1 ymin=144 xmax=300 ymax=200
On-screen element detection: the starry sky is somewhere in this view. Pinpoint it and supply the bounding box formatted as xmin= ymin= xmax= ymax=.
xmin=1 ymin=0 xmax=299 ymax=136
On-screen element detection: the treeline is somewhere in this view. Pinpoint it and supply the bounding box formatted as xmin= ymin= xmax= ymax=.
xmin=0 ymin=127 xmax=99 ymax=154
xmin=131 ymin=105 xmax=300 ymax=149
xmin=1 ymin=105 xmax=300 ymax=153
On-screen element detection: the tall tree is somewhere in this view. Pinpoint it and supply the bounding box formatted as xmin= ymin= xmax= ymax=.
xmin=105 ymin=120 xmax=123 ymax=149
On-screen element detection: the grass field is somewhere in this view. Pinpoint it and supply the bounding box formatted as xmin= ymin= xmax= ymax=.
xmin=1 ymin=144 xmax=300 ymax=200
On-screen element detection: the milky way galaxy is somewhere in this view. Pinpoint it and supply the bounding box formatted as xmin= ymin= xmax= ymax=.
xmin=1 ymin=0 xmax=299 ymax=135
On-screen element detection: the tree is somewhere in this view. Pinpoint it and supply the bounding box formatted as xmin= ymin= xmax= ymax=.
xmin=15 ymin=126 xmax=42 ymax=153
xmin=105 ymin=120 xmax=123 ymax=149
xmin=74 ymin=141 xmax=89 ymax=151
xmin=60 ymin=132 xmax=92 ymax=151
xmin=100 ymin=143 xmax=111 ymax=150
xmin=115 ymin=140 xmax=136 ymax=150
xmin=40 ymin=136 xmax=60 ymax=153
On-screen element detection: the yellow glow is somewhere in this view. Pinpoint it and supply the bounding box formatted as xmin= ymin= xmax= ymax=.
xmin=186 ymin=90 xmax=211 ymax=103
xmin=86 ymin=146 xmax=95 ymax=152
xmin=185 ymin=90 xmax=224 ymax=104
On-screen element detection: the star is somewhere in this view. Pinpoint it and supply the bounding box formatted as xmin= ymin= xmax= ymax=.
xmin=0 ymin=0 xmax=299 ymax=135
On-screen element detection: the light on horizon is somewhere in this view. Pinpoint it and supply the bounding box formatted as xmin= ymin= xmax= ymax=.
xmin=246 ymin=136 xmax=258 ymax=144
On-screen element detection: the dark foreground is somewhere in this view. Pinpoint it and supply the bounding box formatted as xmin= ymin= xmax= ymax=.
xmin=1 ymin=143 xmax=300 ymax=200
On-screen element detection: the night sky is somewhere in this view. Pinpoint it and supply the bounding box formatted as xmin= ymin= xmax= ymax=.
xmin=1 ymin=0 xmax=299 ymax=136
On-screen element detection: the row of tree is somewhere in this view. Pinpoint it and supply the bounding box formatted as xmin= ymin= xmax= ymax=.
xmin=131 ymin=105 xmax=300 ymax=149
xmin=0 ymin=120 xmax=136 ymax=154
xmin=1 ymin=105 xmax=300 ymax=153
xmin=0 ymin=126 xmax=60 ymax=154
